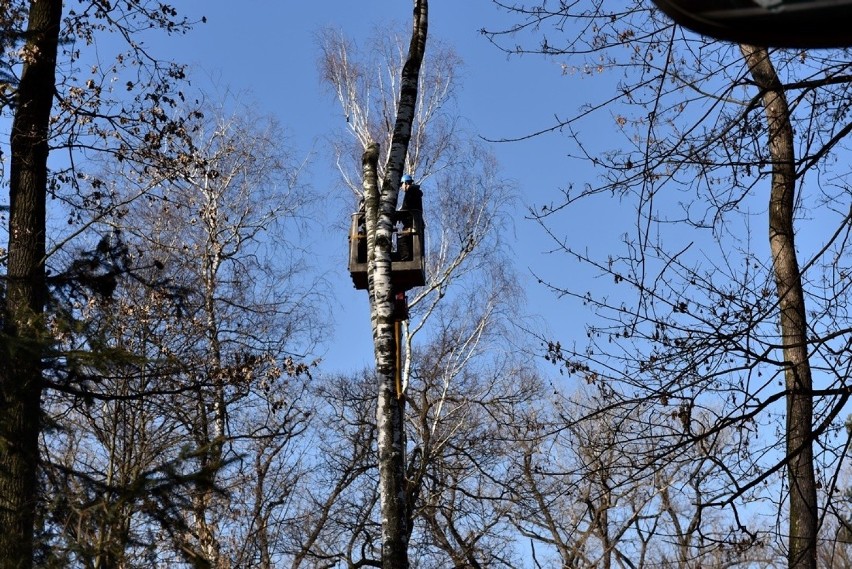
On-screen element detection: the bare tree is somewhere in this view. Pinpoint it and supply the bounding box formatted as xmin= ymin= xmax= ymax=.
xmin=1 ymin=2 xmax=200 ymax=567
xmin=123 ymin=103 xmax=318 ymax=566
xmin=284 ymin=371 xmax=382 ymax=568
xmin=340 ymin=2 xmax=429 ymax=567
xmin=508 ymin=386 xmax=782 ymax=568
xmin=484 ymin=1 xmax=852 ymax=566
xmin=312 ymin=6 xmax=566 ymax=566
xmin=40 ymin=100 xmax=321 ymax=568
xmin=1 ymin=3 xmax=62 ymax=567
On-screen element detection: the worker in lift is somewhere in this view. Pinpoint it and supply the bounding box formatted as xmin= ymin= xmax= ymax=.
xmin=399 ymin=174 xmax=422 ymax=220
xmin=397 ymin=174 xmax=422 ymax=262
xmin=392 ymin=173 xmax=422 ymax=320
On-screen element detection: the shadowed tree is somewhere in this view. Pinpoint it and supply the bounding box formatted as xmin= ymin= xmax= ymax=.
xmin=1 ymin=3 xmax=62 ymax=567
xmin=1 ymin=2 xmax=201 ymax=566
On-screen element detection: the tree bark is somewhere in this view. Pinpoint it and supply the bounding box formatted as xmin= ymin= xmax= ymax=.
xmin=1 ymin=1 xmax=62 ymax=567
xmin=363 ymin=142 xmax=410 ymax=569
xmin=741 ymin=44 xmax=818 ymax=569
xmin=362 ymin=2 xmax=427 ymax=568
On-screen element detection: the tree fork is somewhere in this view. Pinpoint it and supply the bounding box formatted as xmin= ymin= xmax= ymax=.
xmin=360 ymin=3 xmax=427 ymax=567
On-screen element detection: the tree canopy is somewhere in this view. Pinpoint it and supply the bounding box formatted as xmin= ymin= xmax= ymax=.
xmin=3 ymin=1 xmax=852 ymax=567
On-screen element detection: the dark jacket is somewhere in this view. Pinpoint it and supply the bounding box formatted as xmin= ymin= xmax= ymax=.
xmin=400 ymin=184 xmax=422 ymax=212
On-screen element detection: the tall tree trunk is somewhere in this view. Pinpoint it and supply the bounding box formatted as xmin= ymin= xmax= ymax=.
xmin=0 ymin=1 xmax=62 ymax=568
xmin=362 ymin=2 xmax=427 ymax=568
xmin=363 ymin=143 xmax=411 ymax=569
xmin=194 ymin=186 xmax=225 ymax=568
xmin=741 ymin=44 xmax=818 ymax=569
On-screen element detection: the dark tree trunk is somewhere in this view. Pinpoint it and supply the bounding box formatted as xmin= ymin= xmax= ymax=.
xmin=741 ymin=44 xmax=818 ymax=569
xmin=0 ymin=1 xmax=62 ymax=568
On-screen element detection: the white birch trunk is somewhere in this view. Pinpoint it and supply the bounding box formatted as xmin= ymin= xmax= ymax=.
xmin=361 ymin=2 xmax=428 ymax=567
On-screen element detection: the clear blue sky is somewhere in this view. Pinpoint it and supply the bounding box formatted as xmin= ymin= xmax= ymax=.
xmin=9 ymin=1 xmax=635 ymax=375
xmin=166 ymin=1 xmax=632 ymax=373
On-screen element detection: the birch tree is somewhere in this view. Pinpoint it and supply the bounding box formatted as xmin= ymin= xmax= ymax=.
xmin=287 ymin=148 xmax=527 ymax=565
xmin=319 ymin=4 xmax=555 ymax=566
xmin=119 ymin=103 xmax=318 ymax=567
xmin=41 ymin=101 xmax=320 ymax=567
xmin=345 ymin=2 xmax=428 ymax=567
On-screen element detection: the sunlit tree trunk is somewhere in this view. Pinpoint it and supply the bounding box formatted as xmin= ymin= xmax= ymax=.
xmin=362 ymin=2 xmax=427 ymax=567
xmin=318 ymin=10 xmax=525 ymax=563
xmin=0 ymin=2 xmax=61 ymax=567
xmin=192 ymin=172 xmax=226 ymax=568
xmin=362 ymin=144 xmax=410 ymax=568
xmin=741 ymin=44 xmax=817 ymax=569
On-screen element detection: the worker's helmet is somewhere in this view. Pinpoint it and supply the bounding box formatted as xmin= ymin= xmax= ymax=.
xmin=401 ymin=174 xmax=413 ymax=183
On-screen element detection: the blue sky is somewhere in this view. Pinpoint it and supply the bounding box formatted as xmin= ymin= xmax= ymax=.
xmin=0 ymin=1 xmax=637 ymax=375
xmin=163 ymin=0 xmax=619 ymax=373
